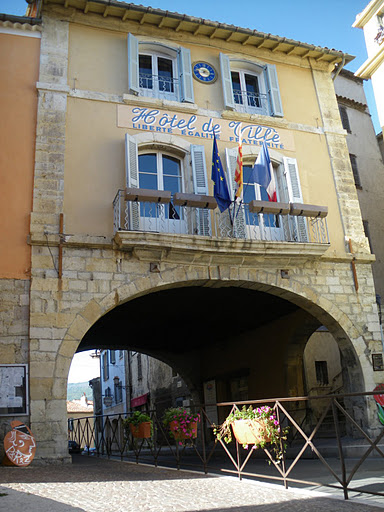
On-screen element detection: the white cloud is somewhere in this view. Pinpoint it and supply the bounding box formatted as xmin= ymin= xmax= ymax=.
xmin=68 ymin=350 xmax=100 ymax=384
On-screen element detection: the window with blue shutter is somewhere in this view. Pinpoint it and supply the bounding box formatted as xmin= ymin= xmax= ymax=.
xmin=220 ymin=54 xmax=283 ymax=117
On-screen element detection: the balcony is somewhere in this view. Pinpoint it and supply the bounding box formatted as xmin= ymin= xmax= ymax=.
xmin=138 ymin=73 xmax=179 ymax=101
xmin=233 ymin=91 xmax=269 ymax=116
xmin=113 ymin=189 xmax=329 ymax=246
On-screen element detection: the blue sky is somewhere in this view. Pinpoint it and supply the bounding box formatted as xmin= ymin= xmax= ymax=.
xmin=0 ymin=0 xmax=379 ymax=131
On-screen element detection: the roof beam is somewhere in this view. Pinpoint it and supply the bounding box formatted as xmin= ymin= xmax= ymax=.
xmin=84 ymin=1 xmax=90 ymax=14
xmin=175 ymin=21 xmax=184 ymax=32
xmin=301 ymin=50 xmax=311 ymax=59
xmin=103 ymin=6 xmax=109 ymax=18
xmin=122 ymin=10 xmax=130 ymax=21
xmin=157 ymin=16 xmax=166 ymax=28
xmin=255 ymin=38 xmax=267 ymax=48
xmin=272 ymin=42 xmax=282 ymax=52
xmin=286 ymin=47 xmax=296 ymax=56
xmin=140 ymin=13 xmax=148 ymax=25
xmin=193 ymin=25 xmax=202 ymax=35
xmin=210 ymin=27 xmax=220 ymax=39
xmin=242 ymin=35 xmax=252 ymax=46
xmin=226 ymin=32 xmax=235 ymax=42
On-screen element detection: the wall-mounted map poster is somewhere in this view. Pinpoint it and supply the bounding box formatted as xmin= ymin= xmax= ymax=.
xmin=0 ymin=364 xmax=28 ymax=416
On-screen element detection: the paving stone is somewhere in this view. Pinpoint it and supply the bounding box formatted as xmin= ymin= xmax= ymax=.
xmin=0 ymin=457 xmax=383 ymax=512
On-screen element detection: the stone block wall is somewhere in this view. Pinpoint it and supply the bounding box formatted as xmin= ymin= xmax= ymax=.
xmin=0 ymin=278 xmax=30 ymax=457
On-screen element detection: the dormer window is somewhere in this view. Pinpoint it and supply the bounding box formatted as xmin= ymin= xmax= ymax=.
xmin=128 ymin=34 xmax=194 ymax=103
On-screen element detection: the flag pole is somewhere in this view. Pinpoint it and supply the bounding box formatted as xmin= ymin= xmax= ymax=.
xmin=232 ymin=127 xmax=243 ymax=237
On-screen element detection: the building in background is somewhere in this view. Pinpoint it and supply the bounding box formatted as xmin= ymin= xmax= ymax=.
xmin=353 ymin=1 xmax=384 ymax=134
xmin=67 ymin=394 xmax=93 ymax=449
xmin=334 ymin=68 xmax=384 ymax=318
xmin=0 ymin=12 xmax=41 ymax=457
xmin=99 ymin=349 xmax=192 ymax=419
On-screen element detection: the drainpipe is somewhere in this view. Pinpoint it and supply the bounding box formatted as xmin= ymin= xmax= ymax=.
xmin=376 ymin=295 xmax=384 ymax=353
xmin=332 ymin=55 xmax=346 ymax=81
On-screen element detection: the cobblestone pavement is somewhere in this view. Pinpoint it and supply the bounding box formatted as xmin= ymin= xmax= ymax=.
xmin=1 ymin=456 xmax=383 ymax=512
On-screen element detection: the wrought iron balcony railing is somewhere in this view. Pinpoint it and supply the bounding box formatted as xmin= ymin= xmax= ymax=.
xmin=233 ymin=91 xmax=269 ymax=115
xmin=139 ymin=73 xmax=179 ymax=100
xmin=113 ymin=189 xmax=329 ymax=244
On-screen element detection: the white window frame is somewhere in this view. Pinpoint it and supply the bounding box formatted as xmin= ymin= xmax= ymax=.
xmin=138 ymin=50 xmax=178 ymax=102
xmin=137 ymin=150 xmax=186 ymax=233
xmin=230 ymin=67 xmax=268 ymax=116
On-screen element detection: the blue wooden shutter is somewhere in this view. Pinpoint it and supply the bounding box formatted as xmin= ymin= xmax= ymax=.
xmin=125 ymin=134 xmax=140 ymax=230
xmin=191 ymin=144 xmax=211 ymax=235
xmin=283 ymin=157 xmax=308 ymax=242
xmin=220 ymin=53 xmax=236 ymax=110
xmin=264 ymin=64 xmax=283 ymax=117
xmin=178 ymin=47 xmax=194 ymax=103
xmin=128 ymin=33 xmax=140 ymax=95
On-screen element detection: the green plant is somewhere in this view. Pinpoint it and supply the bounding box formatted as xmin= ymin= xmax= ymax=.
xmin=123 ymin=411 xmax=153 ymax=438
xmin=213 ymin=405 xmax=289 ymax=463
xmin=162 ymin=407 xmax=200 ymax=443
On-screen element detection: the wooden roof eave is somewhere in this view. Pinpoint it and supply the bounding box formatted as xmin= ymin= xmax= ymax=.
xmin=43 ymin=0 xmax=353 ymax=64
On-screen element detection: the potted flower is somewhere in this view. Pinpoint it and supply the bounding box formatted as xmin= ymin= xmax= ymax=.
xmin=123 ymin=411 xmax=153 ymax=439
xmin=162 ymin=407 xmax=200 ymax=443
xmin=213 ymin=405 xmax=288 ymax=462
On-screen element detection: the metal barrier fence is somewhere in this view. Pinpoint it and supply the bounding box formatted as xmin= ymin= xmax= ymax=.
xmin=69 ymin=392 xmax=384 ymax=501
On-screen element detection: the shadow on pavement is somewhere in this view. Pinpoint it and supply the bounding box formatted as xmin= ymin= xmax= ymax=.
xmin=0 ymin=485 xmax=84 ymax=512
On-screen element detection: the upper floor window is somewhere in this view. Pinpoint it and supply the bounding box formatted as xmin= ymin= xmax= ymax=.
xmin=110 ymin=350 xmax=116 ymax=364
xmin=339 ymin=105 xmax=351 ymax=133
xmin=137 ymin=353 xmax=142 ymax=381
xmin=220 ymin=53 xmax=283 ymax=117
xmin=349 ymin=154 xmax=361 ymax=188
xmin=139 ymin=52 xmax=177 ymax=101
xmin=102 ymin=352 xmax=109 ymax=381
xmin=128 ymin=34 xmax=194 ymax=103
xmin=114 ymin=379 xmax=123 ymax=403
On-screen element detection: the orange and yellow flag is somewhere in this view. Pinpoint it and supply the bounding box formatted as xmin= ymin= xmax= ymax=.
xmin=234 ymin=140 xmax=243 ymax=203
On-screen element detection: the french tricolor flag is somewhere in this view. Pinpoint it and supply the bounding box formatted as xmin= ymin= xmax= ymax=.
xmin=252 ymin=142 xmax=277 ymax=202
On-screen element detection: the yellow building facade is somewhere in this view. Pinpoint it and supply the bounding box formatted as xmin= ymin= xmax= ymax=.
xmin=11 ymin=0 xmax=383 ymax=463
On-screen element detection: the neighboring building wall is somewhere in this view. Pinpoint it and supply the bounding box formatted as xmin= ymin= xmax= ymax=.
xmin=354 ymin=1 xmax=384 ymax=131
xmin=0 ymin=20 xmax=40 ymax=452
xmin=100 ymin=350 xmax=127 ymax=415
xmin=128 ymin=352 xmax=192 ymax=417
xmin=378 ymin=132 xmax=384 ymax=159
xmin=334 ymin=69 xmax=384 ymax=314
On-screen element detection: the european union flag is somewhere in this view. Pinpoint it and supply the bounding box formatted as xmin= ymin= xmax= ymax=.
xmin=211 ymin=134 xmax=231 ymax=213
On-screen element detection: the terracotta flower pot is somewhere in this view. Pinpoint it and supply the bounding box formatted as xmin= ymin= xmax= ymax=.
xmin=169 ymin=420 xmax=198 ymax=440
xmin=130 ymin=421 xmax=152 ymax=439
xmin=231 ymin=419 xmax=271 ymax=445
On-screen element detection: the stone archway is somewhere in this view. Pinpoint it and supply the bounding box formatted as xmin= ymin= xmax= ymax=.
xmin=58 ymin=269 xmax=368 ymax=399
xmin=30 ymin=267 xmax=372 ymax=463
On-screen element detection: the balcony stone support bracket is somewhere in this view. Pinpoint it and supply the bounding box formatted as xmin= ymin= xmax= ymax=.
xmin=113 ymin=231 xmax=329 ymax=266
